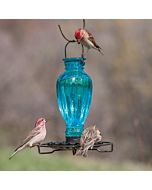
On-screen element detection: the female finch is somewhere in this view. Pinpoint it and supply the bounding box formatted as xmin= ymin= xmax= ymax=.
xmin=76 ymin=125 xmax=102 ymax=157
xmin=9 ymin=117 xmax=47 ymax=160
xmin=74 ymin=28 xmax=104 ymax=54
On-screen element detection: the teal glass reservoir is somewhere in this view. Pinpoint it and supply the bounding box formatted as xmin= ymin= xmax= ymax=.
xmin=56 ymin=57 xmax=92 ymax=141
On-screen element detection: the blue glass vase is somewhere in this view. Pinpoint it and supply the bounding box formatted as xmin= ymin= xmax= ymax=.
xmin=56 ymin=57 xmax=92 ymax=142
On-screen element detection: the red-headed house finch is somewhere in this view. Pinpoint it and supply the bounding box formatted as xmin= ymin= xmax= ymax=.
xmin=76 ymin=125 xmax=102 ymax=157
xmin=74 ymin=28 xmax=104 ymax=55
xmin=9 ymin=117 xmax=47 ymax=160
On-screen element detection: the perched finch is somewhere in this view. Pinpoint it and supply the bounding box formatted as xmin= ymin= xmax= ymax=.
xmin=74 ymin=28 xmax=104 ymax=54
xmin=9 ymin=117 xmax=47 ymax=160
xmin=76 ymin=125 xmax=102 ymax=157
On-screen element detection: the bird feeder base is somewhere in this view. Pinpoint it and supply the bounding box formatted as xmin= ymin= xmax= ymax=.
xmin=37 ymin=141 xmax=113 ymax=155
xmin=66 ymin=137 xmax=81 ymax=143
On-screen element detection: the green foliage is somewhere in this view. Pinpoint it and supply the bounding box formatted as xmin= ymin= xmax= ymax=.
xmin=0 ymin=148 xmax=151 ymax=171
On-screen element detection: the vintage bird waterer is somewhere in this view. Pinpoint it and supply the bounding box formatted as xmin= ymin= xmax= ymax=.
xmin=37 ymin=22 xmax=113 ymax=155
xmin=56 ymin=56 xmax=92 ymax=143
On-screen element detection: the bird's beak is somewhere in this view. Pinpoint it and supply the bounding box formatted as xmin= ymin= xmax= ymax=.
xmin=45 ymin=118 xmax=50 ymax=123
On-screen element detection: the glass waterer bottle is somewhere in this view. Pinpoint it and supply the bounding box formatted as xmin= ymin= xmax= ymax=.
xmin=56 ymin=57 xmax=92 ymax=142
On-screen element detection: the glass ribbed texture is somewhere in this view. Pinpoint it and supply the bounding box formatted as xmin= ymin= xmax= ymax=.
xmin=56 ymin=57 xmax=92 ymax=137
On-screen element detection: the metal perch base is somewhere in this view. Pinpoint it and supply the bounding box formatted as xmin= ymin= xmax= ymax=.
xmin=37 ymin=141 xmax=113 ymax=155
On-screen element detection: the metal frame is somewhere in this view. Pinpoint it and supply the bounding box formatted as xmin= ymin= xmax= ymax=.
xmin=37 ymin=141 xmax=113 ymax=155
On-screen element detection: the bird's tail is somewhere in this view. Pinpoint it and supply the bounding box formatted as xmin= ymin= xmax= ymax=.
xmin=76 ymin=148 xmax=88 ymax=157
xmin=76 ymin=145 xmax=91 ymax=157
xmin=76 ymin=139 xmax=96 ymax=157
xmin=9 ymin=144 xmax=26 ymax=160
xmin=98 ymin=47 xmax=104 ymax=55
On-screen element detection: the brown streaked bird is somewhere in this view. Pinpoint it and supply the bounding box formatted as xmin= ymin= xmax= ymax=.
xmin=74 ymin=28 xmax=104 ymax=55
xmin=9 ymin=117 xmax=47 ymax=160
xmin=76 ymin=125 xmax=102 ymax=157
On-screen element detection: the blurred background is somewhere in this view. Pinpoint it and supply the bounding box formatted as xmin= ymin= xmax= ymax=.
xmin=0 ymin=19 xmax=152 ymax=170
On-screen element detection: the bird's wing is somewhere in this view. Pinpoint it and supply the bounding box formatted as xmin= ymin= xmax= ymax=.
xmin=14 ymin=127 xmax=41 ymax=151
xmin=86 ymin=30 xmax=103 ymax=50
xmin=23 ymin=127 xmax=41 ymax=144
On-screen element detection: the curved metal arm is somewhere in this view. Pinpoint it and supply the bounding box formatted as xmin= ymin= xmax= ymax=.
xmin=58 ymin=25 xmax=76 ymax=43
xmin=58 ymin=24 xmax=85 ymax=58
xmin=64 ymin=41 xmax=84 ymax=58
